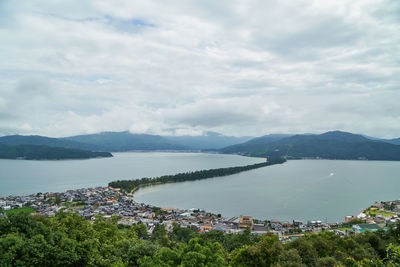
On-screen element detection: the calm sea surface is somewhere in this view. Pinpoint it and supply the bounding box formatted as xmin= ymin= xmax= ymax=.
xmin=1 ymin=153 xmax=400 ymax=222
xmin=0 ymin=152 xmax=262 ymax=197
xmin=134 ymin=159 xmax=400 ymax=223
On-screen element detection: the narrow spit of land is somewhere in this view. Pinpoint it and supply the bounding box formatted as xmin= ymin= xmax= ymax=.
xmin=108 ymin=157 xmax=286 ymax=193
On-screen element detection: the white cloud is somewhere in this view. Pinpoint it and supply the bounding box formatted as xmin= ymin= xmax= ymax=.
xmin=0 ymin=0 xmax=399 ymax=138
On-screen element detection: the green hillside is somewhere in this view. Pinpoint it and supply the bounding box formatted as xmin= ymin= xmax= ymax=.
xmin=64 ymin=131 xmax=188 ymax=151
xmin=1 ymin=212 xmax=400 ymax=266
xmin=0 ymin=135 xmax=102 ymax=151
xmin=164 ymin=131 xmax=252 ymax=150
xmin=0 ymin=143 xmax=112 ymax=160
xmin=220 ymin=131 xmax=400 ymax=160
xmin=219 ymin=134 xmax=292 ymax=154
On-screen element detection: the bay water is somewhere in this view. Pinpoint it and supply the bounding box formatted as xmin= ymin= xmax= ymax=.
xmin=134 ymin=159 xmax=400 ymax=222
xmin=1 ymin=152 xmax=400 ymax=222
xmin=0 ymin=152 xmax=262 ymax=197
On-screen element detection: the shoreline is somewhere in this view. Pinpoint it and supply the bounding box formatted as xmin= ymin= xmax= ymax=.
xmin=0 ymin=185 xmax=343 ymax=223
xmin=0 ymin=186 xmax=400 ymax=229
xmin=2 ymin=153 xmax=400 ymax=224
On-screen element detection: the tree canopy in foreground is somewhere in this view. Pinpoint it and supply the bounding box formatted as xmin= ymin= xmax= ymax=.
xmin=1 ymin=211 xmax=400 ymax=266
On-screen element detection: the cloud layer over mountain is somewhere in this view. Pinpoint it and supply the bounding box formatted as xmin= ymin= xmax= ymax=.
xmin=1 ymin=0 xmax=399 ymax=137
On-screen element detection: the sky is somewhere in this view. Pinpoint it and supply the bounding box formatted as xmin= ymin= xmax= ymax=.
xmin=0 ymin=0 xmax=399 ymax=138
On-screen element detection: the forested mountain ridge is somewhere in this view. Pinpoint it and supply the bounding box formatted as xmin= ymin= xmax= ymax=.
xmin=386 ymin=138 xmax=400 ymax=145
xmin=317 ymin=131 xmax=369 ymax=142
xmin=0 ymin=134 xmax=102 ymax=151
xmin=164 ymin=131 xmax=252 ymax=149
xmin=0 ymin=131 xmax=252 ymax=152
xmin=220 ymin=131 xmax=400 ymax=160
xmin=1 ymin=130 xmax=399 ymax=156
xmin=219 ymin=134 xmax=293 ymax=154
xmin=0 ymin=143 xmax=112 ymax=160
xmin=63 ymin=131 xmax=188 ymax=151
xmin=65 ymin=131 xmax=254 ymax=151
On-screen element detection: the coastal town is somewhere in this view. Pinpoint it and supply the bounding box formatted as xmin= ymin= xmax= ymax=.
xmin=1 ymin=186 xmax=399 ymax=242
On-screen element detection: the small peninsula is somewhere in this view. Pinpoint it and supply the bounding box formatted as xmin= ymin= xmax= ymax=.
xmin=109 ymin=157 xmax=286 ymax=193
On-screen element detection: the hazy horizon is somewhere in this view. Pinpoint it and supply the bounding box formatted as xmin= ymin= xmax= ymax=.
xmin=0 ymin=129 xmax=397 ymax=140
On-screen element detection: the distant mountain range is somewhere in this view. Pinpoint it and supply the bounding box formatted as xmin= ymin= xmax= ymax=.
xmin=0 ymin=131 xmax=252 ymax=159
xmin=1 ymin=130 xmax=400 ymax=160
xmin=219 ymin=131 xmax=400 ymax=160
xmin=0 ymin=131 xmax=252 ymax=152
xmin=219 ymin=134 xmax=293 ymax=154
xmin=0 ymin=135 xmax=102 ymax=151
xmin=388 ymin=138 xmax=400 ymax=145
xmin=163 ymin=131 xmax=252 ymax=150
xmin=0 ymin=143 xmax=112 ymax=160
xmin=64 ymin=131 xmax=252 ymax=151
xmin=63 ymin=131 xmax=186 ymax=151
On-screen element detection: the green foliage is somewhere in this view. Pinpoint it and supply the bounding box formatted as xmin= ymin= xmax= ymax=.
xmin=0 ymin=134 xmax=102 ymax=151
xmin=169 ymin=223 xmax=197 ymax=243
xmin=132 ymin=223 xmax=149 ymax=240
xmin=365 ymin=207 xmax=397 ymax=218
xmin=386 ymin=243 xmax=400 ymax=265
xmin=64 ymin=131 xmax=187 ymax=151
xmin=0 ymin=143 xmax=112 ymax=160
xmin=220 ymin=131 xmax=400 ymax=160
xmin=114 ymin=239 xmax=160 ymax=266
xmin=4 ymin=207 xmax=36 ymax=216
xmin=340 ymin=218 xmax=365 ymax=227
xmin=1 ymin=212 xmax=400 ymax=266
xmin=230 ymin=234 xmax=283 ymax=266
xmin=0 ymin=131 xmax=253 ymax=152
xmin=109 ymin=158 xmax=286 ymax=192
xmin=151 ymin=225 xmax=171 ymax=247
xmin=199 ymin=227 xmax=260 ymax=252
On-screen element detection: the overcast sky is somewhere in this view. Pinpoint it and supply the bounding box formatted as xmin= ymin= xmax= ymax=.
xmin=1 ymin=0 xmax=399 ymax=138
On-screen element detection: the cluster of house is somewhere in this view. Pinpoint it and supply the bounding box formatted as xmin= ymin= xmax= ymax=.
xmin=1 ymin=187 xmax=399 ymax=240
xmin=0 ymin=187 xmax=267 ymax=235
xmin=341 ymin=200 xmax=400 ymax=234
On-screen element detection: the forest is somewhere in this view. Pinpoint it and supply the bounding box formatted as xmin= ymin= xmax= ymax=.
xmin=109 ymin=157 xmax=286 ymax=193
xmin=0 ymin=143 xmax=112 ymax=160
xmin=220 ymin=131 xmax=400 ymax=161
xmin=1 ymin=211 xmax=400 ymax=266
